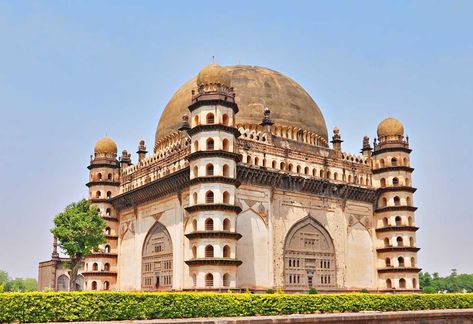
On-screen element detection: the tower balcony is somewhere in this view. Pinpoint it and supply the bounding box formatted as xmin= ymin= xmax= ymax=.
xmin=185 ymin=231 xmax=242 ymax=240
xmin=377 ymin=267 xmax=422 ymax=274
xmin=188 ymin=124 xmax=241 ymax=137
xmin=185 ymin=258 xmax=242 ymax=266
xmin=375 ymin=226 xmax=419 ymax=233
xmin=187 ymin=150 xmax=241 ymax=162
xmin=372 ymin=166 xmax=414 ymax=174
xmin=185 ymin=204 xmax=242 ymax=214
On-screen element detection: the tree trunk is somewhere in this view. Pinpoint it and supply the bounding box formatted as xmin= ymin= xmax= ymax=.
xmin=69 ymin=256 xmax=82 ymax=291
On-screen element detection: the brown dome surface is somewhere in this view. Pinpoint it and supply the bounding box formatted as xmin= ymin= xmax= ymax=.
xmin=155 ymin=65 xmax=327 ymax=145
xmin=377 ymin=117 xmax=404 ymax=137
xmin=94 ymin=137 xmax=117 ymax=154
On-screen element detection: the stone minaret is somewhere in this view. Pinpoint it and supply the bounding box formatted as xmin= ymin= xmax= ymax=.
xmin=372 ymin=118 xmax=420 ymax=291
xmin=184 ymin=64 xmax=243 ymax=290
xmin=85 ymin=137 xmax=120 ymax=291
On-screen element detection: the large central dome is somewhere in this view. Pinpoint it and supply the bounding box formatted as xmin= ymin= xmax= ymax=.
xmin=155 ymin=65 xmax=328 ymax=146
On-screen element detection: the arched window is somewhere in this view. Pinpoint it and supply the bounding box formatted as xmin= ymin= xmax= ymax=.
xmin=103 ymin=281 xmax=110 ymax=290
xmin=96 ymin=191 xmax=101 ymax=198
xmin=380 ymin=178 xmax=386 ymax=187
xmin=192 ymin=246 xmax=197 ymax=259
xmin=194 ymin=115 xmax=199 ymax=126
xmin=280 ymin=162 xmax=286 ymax=170
xmin=319 ymin=169 xmax=324 ymax=178
xmin=408 ymin=217 xmax=413 ymax=226
xmin=193 ymin=192 xmax=198 ymax=204
xmin=348 ymin=175 xmax=352 ymax=183
xmin=380 ymin=197 xmax=388 ymax=208
xmin=205 ymin=273 xmax=213 ymax=287
xmin=104 ymin=245 xmax=111 ymax=253
xmin=384 ymin=237 xmax=390 ymax=247
xmin=192 ymin=219 xmax=197 ymax=232
xmin=194 ymin=140 xmax=199 ymax=151
xmin=391 ymin=157 xmax=398 ymax=166
xmin=383 ymin=217 xmax=389 ymax=227
xmin=91 ymin=281 xmax=97 ymax=290
xmin=398 ymin=257 xmax=405 ymax=267
xmin=222 ymin=114 xmax=229 ymax=125
xmin=411 ymin=257 xmax=416 ymax=267
xmin=107 ymin=173 xmax=112 ymax=181
xmin=254 ymin=157 xmax=259 ymax=166
xmin=104 ymin=263 xmax=110 ymax=271
xmin=395 ymin=216 xmax=402 ymax=226
xmin=394 ymin=196 xmax=401 ymax=206
xmin=412 ymin=278 xmax=417 ymax=289
xmin=206 ymin=138 xmax=214 ymax=150
xmin=205 ymin=218 xmax=214 ymax=231
xmin=192 ymin=273 xmax=197 ymax=287
xmin=205 ymin=245 xmax=214 ymax=258
xmin=223 ymin=218 xmax=231 ymax=231
xmin=223 ymin=273 xmax=230 ymax=287
xmin=385 ymin=258 xmax=391 ymax=267
xmin=272 ymin=160 xmax=277 ymax=169
xmin=312 ymin=169 xmax=317 ymax=177
xmin=223 ymin=245 xmax=231 ymax=258
xmin=409 ymin=237 xmax=414 ymax=247
xmin=296 ymin=165 xmax=301 ymax=173
xmin=105 ymin=227 xmax=111 ymax=235
xmin=222 ymin=139 xmax=230 ymax=151
xmin=92 ymin=263 xmax=98 ymax=271
xmin=406 ymin=196 xmax=412 ymax=206
xmin=223 ymin=164 xmax=230 ymax=177
xmin=205 ymin=191 xmax=214 ymax=204
xmin=403 ymin=157 xmax=408 ymax=166
xmin=386 ymin=279 xmax=392 ymax=289
xmin=396 ymin=236 xmax=403 ymax=247
xmin=304 ymin=167 xmax=309 ymax=175
xmin=354 ymin=176 xmax=358 ymax=184
xmin=246 ymin=155 xmax=252 ymax=164
xmin=380 ymin=159 xmax=385 ymax=168
xmin=97 ymin=173 xmax=103 ymax=181
xmin=327 ymin=171 xmax=331 ymax=179
xmin=392 ymin=177 xmax=399 ymax=186
xmin=206 ymin=164 xmax=214 ymax=176
xmin=405 ymin=178 xmax=410 ymax=186
xmin=288 ymin=164 xmax=294 ymax=172
xmin=399 ymin=278 xmax=406 ymax=288
xmin=206 ymin=113 xmax=214 ymax=124
xmin=223 ymin=191 xmax=230 ymax=204
xmin=193 ymin=165 xmax=199 ymax=178
xmin=106 ymin=191 xmax=112 ymax=199
xmin=334 ymin=172 xmax=338 ymax=180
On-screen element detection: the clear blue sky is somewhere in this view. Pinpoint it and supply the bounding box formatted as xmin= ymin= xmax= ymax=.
xmin=0 ymin=1 xmax=472 ymax=279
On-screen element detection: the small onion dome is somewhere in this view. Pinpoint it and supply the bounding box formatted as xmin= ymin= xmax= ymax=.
xmin=94 ymin=137 xmax=117 ymax=154
xmin=377 ymin=117 xmax=404 ymax=138
xmin=196 ymin=64 xmax=231 ymax=87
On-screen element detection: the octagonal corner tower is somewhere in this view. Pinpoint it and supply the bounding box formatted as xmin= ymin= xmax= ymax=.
xmin=155 ymin=65 xmax=328 ymax=151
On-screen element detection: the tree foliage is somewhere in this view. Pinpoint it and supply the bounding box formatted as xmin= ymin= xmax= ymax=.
xmin=50 ymin=199 xmax=106 ymax=290
xmin=420 ymin=270 xmax=473 ymax=293
xmin=0 ymin=270 xmax=37 ymax=292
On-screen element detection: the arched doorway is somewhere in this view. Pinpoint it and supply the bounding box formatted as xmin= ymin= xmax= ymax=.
xmin=283 ymin=216 xmax=336 ymax=291
xmin=141 ymin=222 xmax=173 ymax=291
xmin=57 ymin=274 xmax=69 ymax=291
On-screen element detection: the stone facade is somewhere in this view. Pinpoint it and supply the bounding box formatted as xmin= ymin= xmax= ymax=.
xmin=38 ymin=64 xmax=420 ymax=292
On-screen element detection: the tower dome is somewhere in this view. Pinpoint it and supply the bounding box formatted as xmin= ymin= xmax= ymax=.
xmin=377 ymin=117 xmax=404 ymax=138
xmin=155 ymin=65 xmax=328 ymax=149
xmin=94 ymin=137 xmax=117 ymax=154
xmin=196 ymin=64 xmax=231 ymax=87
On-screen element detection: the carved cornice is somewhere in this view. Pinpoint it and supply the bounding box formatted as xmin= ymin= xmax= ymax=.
xmin=188 ymin=98 xmax=238 ymax=113
xmin=85 ymin=253 xmax=118 ymax=258
xmin=376 ymin=247 xmax=420 ymax=253
xmin=377 ymin=267 xmax=422 ymax=274
xmin=81 ymin=271 xmax=117 ymax=277
xmin=185 ymin=204 xmax=242 ymax=214
xmin=102 ymin=216 xmax=119 ymax=223
xmin=189 ymin=176 xmax=240 ymax=187
xmin=375 ymin=206 xmax=418 ymax=213
xmin=86 ymin=181 xmax=120 ymax=188
xmin=377 ymin=186 xmax=417 ymax=194
xmin=111 ymin=167 xmax=190 ymax=211
xmin=105 ymin=235 xmax=119 ymax=240
xmin=375 ymin=226 xmax=419 ymax=233
xmin=185 ymin=258 xmax=242 ymax=266
xmin=187 ymin=150 xmax=241 ymax=162
xmin=185 ymin=231 xmax=242 ymax=240
xmin=87 ymin=162 xmax=120 ymax=170
xmin=188 ymin=124 xmax=241 ymax=138
xmin=372 ymin=147 xmax=412 ymax=156
xmin=89 ymin=198 xmax=114 ymax=204
xmin=372 ymin=166 xmax=414 ymax=174
xmin=237 ymin=165 xmax=376 ymax=203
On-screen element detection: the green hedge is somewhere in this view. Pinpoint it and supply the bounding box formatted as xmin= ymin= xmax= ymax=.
xmin=1 ymin=292 xmax=473 ymax=322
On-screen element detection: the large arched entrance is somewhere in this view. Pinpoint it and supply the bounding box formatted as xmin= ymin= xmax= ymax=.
xmin=141 ymin=222 xmax=173 ymax=291
xmin=283 ymin=216 xmax=336 ymax=291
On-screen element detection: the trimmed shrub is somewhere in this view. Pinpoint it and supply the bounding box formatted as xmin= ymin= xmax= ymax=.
xmin=1 ymin=292 xmax=473 ymax=323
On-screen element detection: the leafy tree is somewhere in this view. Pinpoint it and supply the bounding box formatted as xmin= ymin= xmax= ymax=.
xmin=420 ymin=271 xmax=473 ymax=293
xmin=50 ymin=199 xmax=106 ymax=291
xmin=0 ymin=270 xmax=38 ymax=292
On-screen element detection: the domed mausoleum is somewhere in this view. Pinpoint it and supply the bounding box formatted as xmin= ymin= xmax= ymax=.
xmin=39 ymin=64 xmax=420 ymax=293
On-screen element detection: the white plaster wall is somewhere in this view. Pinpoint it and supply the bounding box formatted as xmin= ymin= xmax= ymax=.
xmin=345 ymin=222 xmax=375 ymax=288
